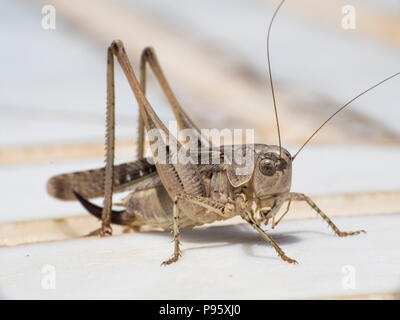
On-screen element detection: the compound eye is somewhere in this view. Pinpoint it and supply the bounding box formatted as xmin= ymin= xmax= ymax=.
xmin=259 ymin=158 xmax=276 ymax=176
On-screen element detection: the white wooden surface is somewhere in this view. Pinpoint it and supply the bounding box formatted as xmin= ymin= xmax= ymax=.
xmin=1 ymin=214 xmax=399 ymax=299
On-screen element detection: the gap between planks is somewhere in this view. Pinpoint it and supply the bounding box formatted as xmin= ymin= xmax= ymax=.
xmin=1 ymin=190 xmax=399 ymax=247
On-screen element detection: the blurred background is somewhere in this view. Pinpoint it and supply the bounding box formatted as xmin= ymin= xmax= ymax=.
xmin=0 ymin=0 xmax=400 ymax=300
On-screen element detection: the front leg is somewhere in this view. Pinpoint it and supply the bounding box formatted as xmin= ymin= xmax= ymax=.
xmin=288 ymin=193 xmax=366 ymax=237
xmin=236 ymin=195 xmax=297 ymax=264
xmin=240 ymin=210 xmax=297 ymax=264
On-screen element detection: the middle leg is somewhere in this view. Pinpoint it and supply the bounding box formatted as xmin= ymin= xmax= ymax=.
xmin=161 ymin=192 xmax=235 ymax=266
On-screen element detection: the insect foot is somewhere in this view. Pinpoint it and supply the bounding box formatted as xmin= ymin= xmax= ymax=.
xmin=337 ymin=229 xmax=366 ymax=237
xmin=279 ymin=253 xmax=298 ymax=264
xmin=161 ymin=252 xmax=182 ymax=266
xmin=85 ymin=225 xmax=113 ymax=238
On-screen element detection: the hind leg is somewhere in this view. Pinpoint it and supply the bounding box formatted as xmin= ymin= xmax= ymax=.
xmin=86 ymin=46 xmax=117 ymax=237
xmin=137 ymin=47 xmax=211 ymax=159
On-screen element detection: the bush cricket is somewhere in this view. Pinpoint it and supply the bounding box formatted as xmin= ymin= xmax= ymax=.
xmin=47 ymin=0 xmax=399 ymax=265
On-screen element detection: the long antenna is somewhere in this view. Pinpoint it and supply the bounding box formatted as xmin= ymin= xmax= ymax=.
xmin=267 ymin=0 xmax=286 ymax=158
xmin=292 ymin=71 xmax=400 ymax=160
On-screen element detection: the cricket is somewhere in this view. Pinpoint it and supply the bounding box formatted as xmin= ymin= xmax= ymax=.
xmin=46 ymin=0 xmax=399 ymax=265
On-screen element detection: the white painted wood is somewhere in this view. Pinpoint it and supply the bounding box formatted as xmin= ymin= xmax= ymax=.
xmin=1 ymin=214 xmax=399 ymax=299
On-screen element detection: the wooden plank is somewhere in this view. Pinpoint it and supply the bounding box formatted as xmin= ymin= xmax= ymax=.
xmin=0 ymin=140 xmax=135 ymax=165
xmin=1 ymin=214 xmax=399 ymax=299
xmin=1 ymin=191 xmax=399 ymax=247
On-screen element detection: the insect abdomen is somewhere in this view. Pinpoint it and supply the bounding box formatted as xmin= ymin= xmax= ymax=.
xmin=123 ymin=185 xmax=198 ymax=229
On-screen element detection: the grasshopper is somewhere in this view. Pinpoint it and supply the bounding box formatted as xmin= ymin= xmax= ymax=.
xmin=47 ymin=0 xmax=399 ymax=265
